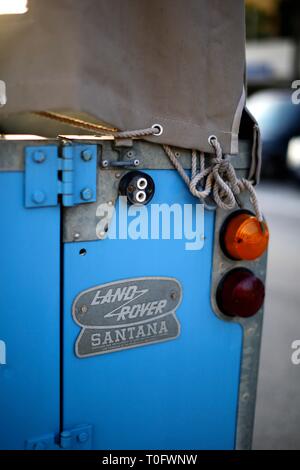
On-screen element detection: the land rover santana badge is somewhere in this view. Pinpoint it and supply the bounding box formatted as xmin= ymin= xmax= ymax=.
xmin=73 ymin=277 xmax=182 ymax=358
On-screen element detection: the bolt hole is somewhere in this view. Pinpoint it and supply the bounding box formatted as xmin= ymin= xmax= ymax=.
xmin=208 ymin=135 xmax=217 ymax=145
xmin=137 ymin=177 xmax=148 ymax=190
xmin=152 ymin=124 xmax=163 ymax=136
xmin=79 ymin=248 xmax=87 ymax=256
xmin=135 ymin=191 xmax=146 ymax=203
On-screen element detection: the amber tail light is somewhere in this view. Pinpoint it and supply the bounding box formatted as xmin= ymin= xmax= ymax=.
xmin=220 ymin=211 xmax=269 ymax=261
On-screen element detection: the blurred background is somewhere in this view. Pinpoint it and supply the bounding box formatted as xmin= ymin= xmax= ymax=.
xmin=245 ymin=0 xmax=300 ymax=450
xmin=0 ymin=0 xmax=298 ymax=451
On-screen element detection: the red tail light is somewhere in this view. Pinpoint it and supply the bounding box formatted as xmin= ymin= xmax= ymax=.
xmin=216 ymin=268 xmax=265 ymax=318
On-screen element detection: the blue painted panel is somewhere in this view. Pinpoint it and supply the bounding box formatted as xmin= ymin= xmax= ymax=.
xmin=0 ymin=172 xmax=60 ymax=450
xmin=63 ymin=170 xmax=243 ymax=450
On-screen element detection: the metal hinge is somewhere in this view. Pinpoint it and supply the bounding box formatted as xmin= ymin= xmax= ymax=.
xmin=25 ymin=144 xmax=97 ymax=207
xmin=25 ymin=424 xmax=93 ymax=450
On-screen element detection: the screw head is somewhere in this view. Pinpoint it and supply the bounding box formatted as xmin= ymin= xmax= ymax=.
xmin=77 ymin=432 xmax=89 ymax=443
xmin=32 ymin=151 xmax=46 ymax=163
xmin=81 ymin=188 xmax=93 ymax=201
xmin=32 ymin=190 xmax=46 ymax=204
xmin=126 ymin=150 xmax=135 ymax=159
xmin=246 ymin=327 xmax=255 ymax=337
xmin=102 ymin=160 xmax=109 ymax=168
xmin=80 ymin=304 xmax=88 ymax=314
xmin=81 ymin=150 xmax=92 ymax=162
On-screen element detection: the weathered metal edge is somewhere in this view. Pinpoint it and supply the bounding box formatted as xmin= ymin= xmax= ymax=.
xmin=0 ymin=137 xmax=251 ymax=172
xmin=62 ymin=140 xmax=252 ymax=242
xmin=210 ymin=185 xmax=268 ymax=450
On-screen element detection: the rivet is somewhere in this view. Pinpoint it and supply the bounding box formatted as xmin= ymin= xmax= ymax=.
xmin=80 ymin=305 xmax=88 ymax=314
xmin=246 ymin=327 xmax=255 ymax=337
xmin=81 ymin=150 xmax=92 ymax=162
xmin=126 ymin=150 xmax=135 ymax=159
xmin=73 ymin=233 xmax=80 ymax=240
xmin=77 ymin=432 xmax=89 ymax=443
xmin=32 ymin=190 xmax=46 ymax=204
xmin=32 ymin=151 xmax=46 ymax=163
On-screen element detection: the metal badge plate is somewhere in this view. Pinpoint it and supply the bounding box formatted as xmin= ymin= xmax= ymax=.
xmin=73 ymin=277 xmax=182 ymax=358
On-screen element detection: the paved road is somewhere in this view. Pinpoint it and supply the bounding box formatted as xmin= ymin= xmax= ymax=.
xmin=252 ymin=181 xmax=300 ymax=450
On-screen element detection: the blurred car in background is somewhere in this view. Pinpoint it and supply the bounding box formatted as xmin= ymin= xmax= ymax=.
xmin=287 ymin=137 xmax=300 ymax=180
xmin=247 ymin=89 xmax=300 ymax=178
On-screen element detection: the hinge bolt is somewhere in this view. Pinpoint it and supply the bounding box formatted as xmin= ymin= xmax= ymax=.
xmin=81 ymin=150 xmax=93 ymax=162
xmin=32 ymin=151 xmax=46 ymax=163
xmin=77 ymin=432 xmax=89 ymax=443
xmin=32 ymin=190 xmax=46 ymax=204
xmin=80 ymin=188 xmax=93 ymax=201
xmin=60 ymin=430 xmax=72 ymax=449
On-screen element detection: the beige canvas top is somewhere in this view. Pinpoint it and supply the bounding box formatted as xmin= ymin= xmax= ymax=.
xmin=0 ymin=0 xmax=247 ymax=154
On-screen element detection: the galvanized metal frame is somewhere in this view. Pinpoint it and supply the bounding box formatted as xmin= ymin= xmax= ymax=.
xmin=210 ymin=183 xmax=267 ymax=450
xmin=62 ymin=139 xmax=251 ymax=243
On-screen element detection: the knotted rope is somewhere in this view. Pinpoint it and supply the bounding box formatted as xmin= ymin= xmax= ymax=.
xmin=163 ymin=136 xmax=263 ymax=222
xmin=34 ymin=111 xmax=262 ymax=221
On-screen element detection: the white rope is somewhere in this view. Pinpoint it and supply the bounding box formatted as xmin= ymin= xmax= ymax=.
xmin=163 ymin=137 xmax=263 ymax=222
xmin=34 ymin=112 xmax=161 ymax=139
xmin=113 ymin=127 xmax=158 ymax=139
xmin=35 ymin=111 xmax=262 ymax=220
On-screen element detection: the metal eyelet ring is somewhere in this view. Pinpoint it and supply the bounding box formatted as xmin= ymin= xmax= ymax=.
xmin=208 ymin=135 xmax=217 ymax=146
xmin=152 ymin=124 xmax=163 ymax=136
